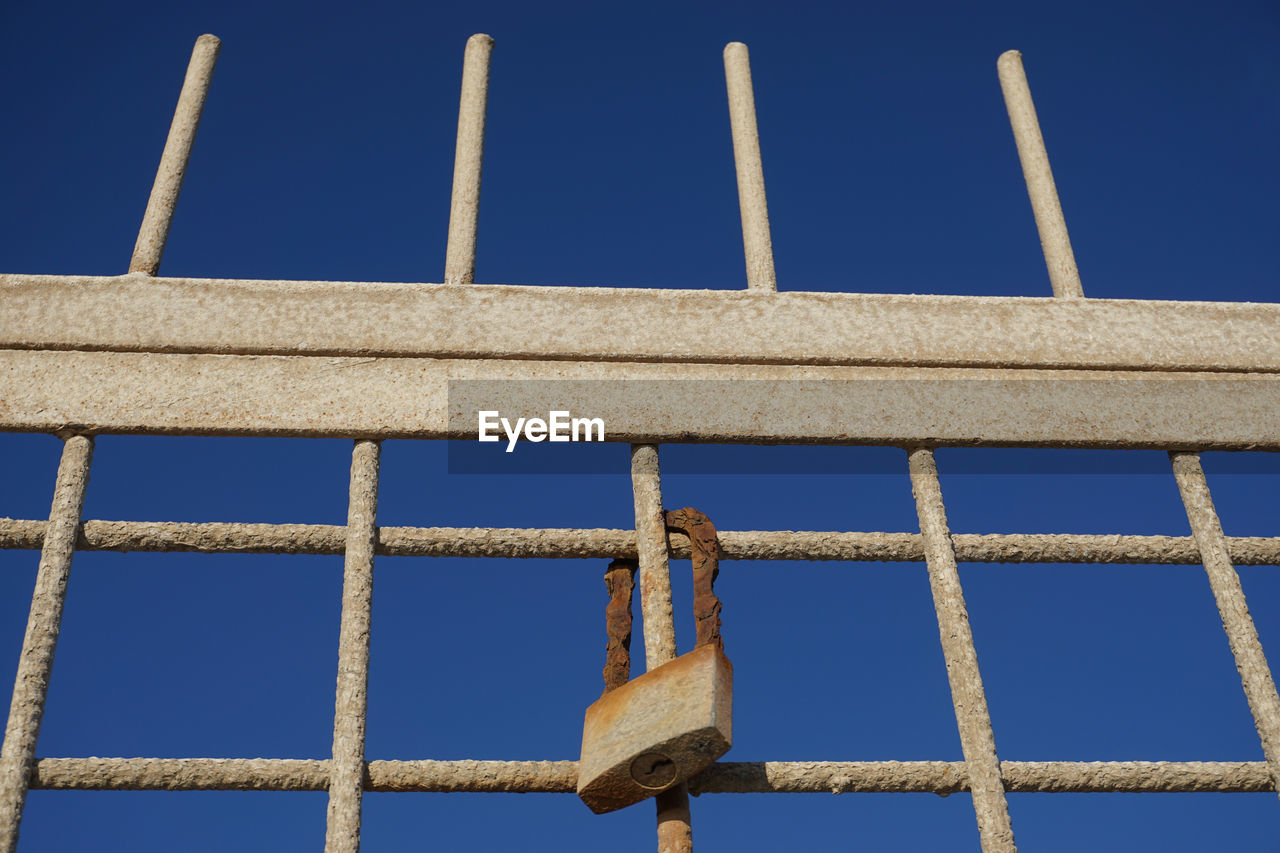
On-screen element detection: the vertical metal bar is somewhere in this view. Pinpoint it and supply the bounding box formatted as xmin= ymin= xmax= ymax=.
xmin=1170 ymin=452 xmax=1280 ymax=796
xmin=631 ymin=444 xmax=676 ymax=670
xmin=629 ymin=444 xmax=693 ymax=852
xmin=443 ymin=33 xmax=494 ymax=285
xmin=325 ymin=439 xmax=380 ymax=853
xmin=0 ymin=435 xmax=93 ymax=853
xmin=723 ymin=42 xmax=778 ymax=292
xmin=997 ymin=50 xmax=1084 ymax=299
xmin=908 ymin=447 xmax=1017 ymax=853
xmin=655 ymin=787 xmax=693 ymax=853
xmin=129 ymin=34 xmax=221 ymax=276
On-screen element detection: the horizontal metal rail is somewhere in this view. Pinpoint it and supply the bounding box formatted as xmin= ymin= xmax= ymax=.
xmin=27 ymin=758 xmax=1272 ymax=794
xmin=3 ymin=275 xmax=1278 ymax=372
xmin=4 ymin=351 xmax=1279 ymax=448
xmin=2 ymin=518 xmax=1279 ymax=564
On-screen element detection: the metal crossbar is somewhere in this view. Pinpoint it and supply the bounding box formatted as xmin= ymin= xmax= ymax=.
xmin=1 ymin=31 xmax=1276 ymax=853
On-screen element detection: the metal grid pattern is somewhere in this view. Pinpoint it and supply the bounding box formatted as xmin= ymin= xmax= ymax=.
xmin=1 ymin=33 xmax=1277 ymax=853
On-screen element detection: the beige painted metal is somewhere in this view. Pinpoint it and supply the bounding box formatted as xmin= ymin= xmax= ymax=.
xmin=25 ymin=757 xmax=1273 ymax=794
xmin=5 ymin=517 xmax=1279 ymax=565
xmin=129 ymin=36 xmax=220 ymax=276
xmin=909 ymin=448 xmax=1016 ymax=852
xmin=694 ymin=760 xmax=1275 ymax=795
xmin=443 ymin=34 xmax=493 ymax=285
xmin=723 ymin=43 xmax=777 ymax=292
xmin=1171 ymin=452 xmax=1280 ymax=796
xmin=1001 ymin=39 xmax=1280 ymax=809
xmin=3 ymin=350 xmax=1278 ymax=448
xmin=632 ymin=446 xmax=676 ymax=669
xmin=0 ymin=437 xmax=92 ymax=853
xmin=628 ymin=446 xmax=694 ymax=852
xmin=997 ymin=51 xmax=1083 ymax=299
xmin=325 ymin=440 xmax=380 ymax=853
xmin=9 ymin=275 xmax=1279 ymax=372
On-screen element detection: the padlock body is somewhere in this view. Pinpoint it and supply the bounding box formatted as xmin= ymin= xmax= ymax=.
xmin=578 ymin=644 xmax=732 ymax=814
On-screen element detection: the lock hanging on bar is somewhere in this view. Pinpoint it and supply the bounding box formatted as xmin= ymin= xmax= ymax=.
xmin=577 ymin=507 xmax=732 ymax=814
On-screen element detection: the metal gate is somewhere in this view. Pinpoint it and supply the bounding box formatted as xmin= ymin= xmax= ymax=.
xmin=2 ymin=33 xmax=1278 ymax=853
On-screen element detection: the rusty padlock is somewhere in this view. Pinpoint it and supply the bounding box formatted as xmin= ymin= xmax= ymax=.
xmin=577 ymin=507 xmax=732 ymax=814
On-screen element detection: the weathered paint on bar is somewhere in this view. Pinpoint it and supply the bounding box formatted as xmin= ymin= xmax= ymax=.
xmin=2 ymin=275 xmax=1278 ymax=372
xmin=1 ymin=351 xmax=1277 ymax=447
xmin=27 ymin=757 xmax=1273 ymax=795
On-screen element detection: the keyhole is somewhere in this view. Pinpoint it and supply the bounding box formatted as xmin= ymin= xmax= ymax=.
xmin=629 ymin=752 xmax=677 ymax=789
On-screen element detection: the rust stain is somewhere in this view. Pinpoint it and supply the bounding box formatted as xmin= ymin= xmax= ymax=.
xmin=602 ymin=558 xmax=636 ymax=694
xmin=665 ymin=507 xmax=723 ymax=651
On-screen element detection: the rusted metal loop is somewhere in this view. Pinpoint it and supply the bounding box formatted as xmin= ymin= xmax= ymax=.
xmin=664 ymin=507 xmax=724 ymax=651
xmin=598 ymin=508 xmax=722 ymax=694
xmin=601 ymin=558 xmax=636 ymax=694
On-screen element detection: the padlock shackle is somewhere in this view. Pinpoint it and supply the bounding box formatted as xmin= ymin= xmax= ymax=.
xmin=664 ymin=507 xmax=724 ymax=651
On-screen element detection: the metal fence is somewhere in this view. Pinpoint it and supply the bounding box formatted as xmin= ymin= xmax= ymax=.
xmin=1 ymin=33 xmax=1278 ymax=853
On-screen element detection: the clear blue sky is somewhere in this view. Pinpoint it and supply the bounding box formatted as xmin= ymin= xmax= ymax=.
xmin=2 ymin=1 xmax=1278 ymax=850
